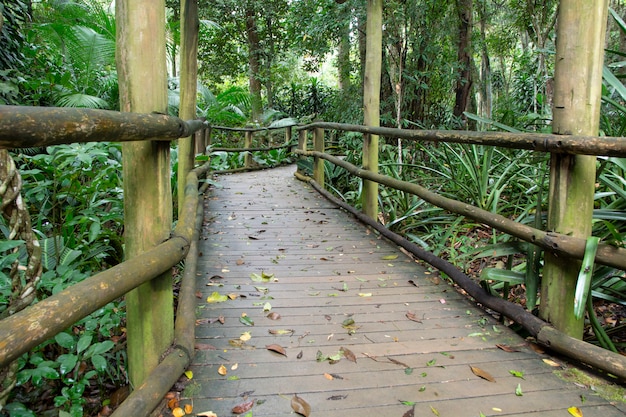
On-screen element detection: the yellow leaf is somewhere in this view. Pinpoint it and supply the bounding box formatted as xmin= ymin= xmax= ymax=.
xmin=430 ymin=405 xmax=440 ymax=416
xmin=240 ymin=331 xmax=252 ymax=342
xmin=206 ymin=291 xmax=228 ymax=303
xmin=382 ymin=254 xmax=399 ymax=260
xmin=324 ymin=373 xmax=334 ymax=380
xmin=543 ymin=358 xmax=561 ymax=367
xmin=231 ymin=363 xmax=239 ymax=370
xmin=227 ymin=293 xmax=239 ymax=300
xmin=184 ymin=370 xmax=193 ymax=380
xmin=568 ymin=406 xmax=583 ymax=417
xmin=218 ymin=364 xmax=227 ymax=376
xmin=358 ymin=293 xmax=372 ymax=297
xmin=197 ymin=412 xmax=217 ymax=417
xmin=184 ymin=404 xmax=193 ymax=414
xmin=172 ymin=407 xmax=185 ymax=417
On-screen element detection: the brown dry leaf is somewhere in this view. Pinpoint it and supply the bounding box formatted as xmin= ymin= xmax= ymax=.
xmin=171 ymin=407 xmax=185 ymax=417
xmin=470 ymin=365 xmax=495 ymax=382
xmin=266 ymin=312 xmax=281 ymax=320
xmin=496 ymin=344 xmax=520 ymax=352
xmin=167 ymin=397 xmax=179 ymax=410
xmin=297 ymin=350 xmax=303 ymax=359
xmin=266 ymin=344 xmax=287 ymax=357
xmin=406 ymin=311 xmax=422 ymax=323
xmin=324 ymin=373 xmax=334 ymax=380
xmin=341 ymin=347 xmax=357 ymax=363
xmin=195 ymin=291 xmax=203 ymax=299
xmin=237 ymin=258 xmax=245 ymax=265
xmin=184 ymin=404 xmax=193 ymax=414
xmin=568 ymin=406 xmax=583 ymax=417
xmin=218 ymin=315 xmax=225 ymax=324
xmin=291 ymin=394 xmax=311 ymax=417
xmin=232 ymin=399 xmax=254 ymax=414
xmin=403 ymin=406 xmax=415 ymax=417
xmin=227 ymin=293 xmax=239 ymax=300
xmin=218 ymin=364 xmax=228 ymax=376
xmin=388 ymin=357 xmax=409 ymax=368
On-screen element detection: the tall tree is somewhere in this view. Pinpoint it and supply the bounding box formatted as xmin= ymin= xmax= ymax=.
xmin=116 ymin=0 xmax=174 ymax=386
xmin=453 ymin=0 xmax=473 ymax=124
xmin=245 ymin=2 xmax=263 ymax=121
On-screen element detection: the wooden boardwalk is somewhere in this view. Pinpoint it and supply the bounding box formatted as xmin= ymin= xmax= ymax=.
xmin=188 ymin=165 xmax=625 ymax=417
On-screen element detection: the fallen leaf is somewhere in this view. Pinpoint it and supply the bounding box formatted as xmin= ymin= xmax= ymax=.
xmin=389 ymin=357 xmax=410 ymax=368
xmin=515 ymin=383 xmax=523 ymax=396
xmin=236 ymin=259 xmax=245 ymax=265
xmin=381 ymin=254 xmax=399 ymax=260
xmin=341 ymin=347 xmax=357 ymax=363
xmin=470 ymin=365 xmax=495 ymax=382
xmin=408 ymin=280 xmax=418 ymax=287
xmin=297 ymin=350 xmax=303 ymax=359
xmin=240 ymin=332 xmax=252 ymax=342
xmin=543 ymin=358 xmax=561 ymax=367
xmin=568 ymin=406 xmax=583 ymax=417
xmin=509 ymin=369 xmax=525 ymax=379
xmin=218 ymin=365 xmax=227 ymax=376
xmin=358 ymin=292 xmax=372 ymax=297
xmin=266 ymin=344 xmax=287 ymax=357
xmin=206 ymin=292 xmax=228 ymax=303
xmin=218 ymin=315 xmax=225 ymax=324
xmin=431 ymin=405 xmax=440 ymax=416
xmin=196 ymin=412 xmax=217 ymax=417
xmin=184 ymin=404 xmax=193 ymax=414
xmin=195 ymin=291 xmax=203 ymax=298
xmin=167 ymin=397 xmax=179 ymax=410
xmin=172 ymin=407 xmax=185 ymax=417
xmin=291 ymin=394 xmax=311 ymax=417
xmin=184 ymin=370 xmax=193 ymax=380
xmin=228 ymin=339 xmax=245 ymax=348
xmin=324 ymin=373 xmax=334 ymax=380
xmin=496 ymin=344 xmax=519 ymax=352
xmin=329 ymin=373 xmax=344 ymax=379
xmin=266 ymin=312 xmax=281 ymax=320
xmin=268 ymin=329 xmax=294 ymax=335
xmin=232 ymin=399 xmax=254 ymax=414
xmin=227 ymin=293 xmax=239 ymax=300
xmin=263 ymin=302 xmax=272 ymax=312
xmin=406 ymin=311 xmax=422 ymax=323
xmin=239 ymin=314 xmax=254 ymax=326
xmin=327 ymin=394 xmax=348 ymax=400
xmin=402 ymin=406 xmax=415 ymax=417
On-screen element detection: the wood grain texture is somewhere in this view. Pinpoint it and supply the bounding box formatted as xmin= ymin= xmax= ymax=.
xmin=186 ymin=165 xmax=624 ymax=417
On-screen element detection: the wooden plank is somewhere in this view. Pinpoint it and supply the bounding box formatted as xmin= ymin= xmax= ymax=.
xmin=187 ymin=166 xmax=624 ymax=417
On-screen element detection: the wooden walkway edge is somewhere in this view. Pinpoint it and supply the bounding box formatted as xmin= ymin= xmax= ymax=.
xmin=187 ymin=165 xmax=625 ymax=417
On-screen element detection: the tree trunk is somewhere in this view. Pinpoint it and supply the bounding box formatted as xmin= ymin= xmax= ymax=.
xmin=540 ymin=0 xmax=608 ymax=338
xmin=362 ymin=0 xmax=382 ymax=220
xmin=337 ymin=16 xmax=351 ymax=94
xmin=453 ymin=0 xmax=473 ymax=125
xmin=246 ymin=5 xmax=263 ymax=122
xmin=116 ymin=0 xmax=173 ymax=387
xmin=178 ymin=0 xmax=199 ymax=217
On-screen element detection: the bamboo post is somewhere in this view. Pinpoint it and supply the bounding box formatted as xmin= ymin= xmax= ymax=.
xmin=297 ymin=129 xmax=307 ymax=175
xmin=362 ymin=0 xmax=382 ymax=220
xmin=313 ymin=127 xmax=325 ymax=188
xmin=244 ymin=130 xmax=253 ymax=168
xmin=177 ymin=0 xmax=199 ymax=218
xmin=285 ymin=125 xmax=292 ymax=145
xmin=116 ymin=0 xmax=173 ymax=387
xmin=540 ymin=0 xmax=608 ymax=338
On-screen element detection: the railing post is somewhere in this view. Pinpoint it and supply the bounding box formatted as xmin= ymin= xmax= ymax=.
xmin=297 ymin=129 xmax=307 ymax=175
xmin=244 ymin=130 xmax=253 ymax=168
xmin=116 ymin=0 xmax=173 ymax=387
xmin=313 ymin=126 xmax=325 ymax=188
xmin=539 ymin=0 xmax=608 ymax=338
xmin=285 ymin=125 xmax=292 ymax=145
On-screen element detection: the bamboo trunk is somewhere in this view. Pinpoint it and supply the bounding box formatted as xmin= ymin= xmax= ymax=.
xmin=540 ymin=0 xmax=608 ymax=338
xmin=116 ymin=0 xmax=174 ymax=387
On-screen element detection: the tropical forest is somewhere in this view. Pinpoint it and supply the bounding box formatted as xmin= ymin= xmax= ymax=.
xmin=1 ymin=0 xmax=626 ymax=416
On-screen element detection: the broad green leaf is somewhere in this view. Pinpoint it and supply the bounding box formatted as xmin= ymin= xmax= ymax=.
xmin=54 ymin=332 xmax=76 ymax=350
xmin=239 ymin=315 xmax=254 ymax=326
xmin=509 ymin=370 xmax=525 ymax=379
xmin=58 ymin=354 xmax=78 ymax=375
xmin=91 ymin=354 xmax=107 ymax=372
xmin=77 ymin=334 xmax=92 ymax=354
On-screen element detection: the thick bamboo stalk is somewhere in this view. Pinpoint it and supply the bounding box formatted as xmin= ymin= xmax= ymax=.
xmin=296 ymin=122 xmax=626 ymax=157
xmin=116 ymin=0 xmax=173 ymax=386
xmin=0 ymin=106 xmax=206 ymax=149
xmin=313 ymin=127 xmax=325 ymax=188
xmin=362 ymin=0 xmax=382 ymax=220
xmin=177 ymin=0 xmax=199 ymax=217
xmin=541 ymin=0 xmax=609 ymax=338
xmin=295 ymin=149 xmax=626 ymax=271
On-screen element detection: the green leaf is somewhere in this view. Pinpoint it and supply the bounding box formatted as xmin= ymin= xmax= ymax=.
xmin=426 ymin=359 xmax=436 ymax=366
xmin=509 ymin=370 xmax=525 ymax=379
xmin=55 ymin=332 xmax=76 ymax=350
xmin=404 ymin=367 xmax=414 ymax=375
xmin=0 ymin=240 xmax=25 ymax=252
xmin=91 ymin=354 xmax=107 ymax=373
xmin=515 ymin=383 xmax=523 ymax=396
xmin=206 ymin=291 xmax=228 ymax=303
xmin=239 ymin=315 xmax=254 ymax=326
xmin=58 ymin=354 xmax=78 ymax=375
xmin=400 ymin=400 xmax=416 ymax=406
xmin=77 ymin=334 xmax=92 ymax=355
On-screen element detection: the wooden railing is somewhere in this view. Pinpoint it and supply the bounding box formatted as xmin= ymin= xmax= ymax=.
xmin=294 ymin=121 xmax=626 ymax=379
xmin=0 ymin=105 xmax=211 ymax=416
